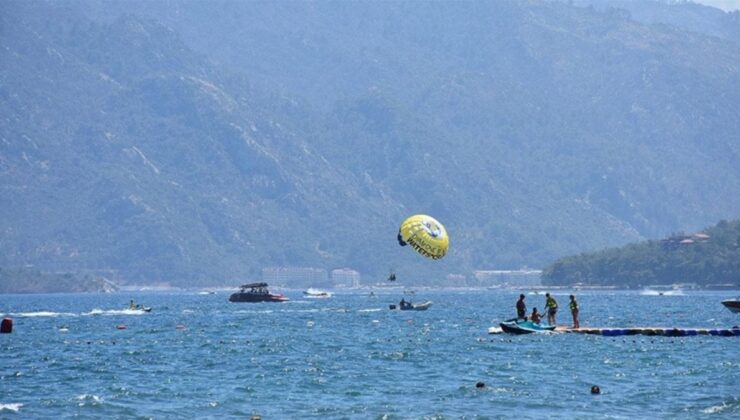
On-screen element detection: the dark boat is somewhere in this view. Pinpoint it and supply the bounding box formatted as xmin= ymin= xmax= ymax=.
xmin=500 ymin=319 xmax=556 ymax=334
xmin=721 ymin=299 xmax=740 ymax=313
xmin=229 ymin=282 xmax=289 ymax=303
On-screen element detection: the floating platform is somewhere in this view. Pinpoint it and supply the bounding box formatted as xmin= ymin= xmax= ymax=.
xmin=561 ymin=326 xmax=740 ymax=337
xmin=489 ymin=325 xmax=740 ymax=336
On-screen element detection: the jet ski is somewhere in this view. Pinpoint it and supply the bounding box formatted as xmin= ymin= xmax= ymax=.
xmin=500 ymin=319 xmax=556 ymax=334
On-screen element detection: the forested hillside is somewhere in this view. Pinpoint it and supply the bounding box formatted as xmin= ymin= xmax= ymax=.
xmin=542 ymin=220 xmax=740 ymax=287
xmin=1 ymin=1 xmax=738 ymax=287
xmin=0 ymin=267 xmax=118 ymax=293
xmin=571 ymin=0 xmax=740 ymax=42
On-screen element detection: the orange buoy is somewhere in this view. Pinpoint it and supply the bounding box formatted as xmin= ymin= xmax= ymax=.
xmin=1 ymin=317 xmax=12 ymax=333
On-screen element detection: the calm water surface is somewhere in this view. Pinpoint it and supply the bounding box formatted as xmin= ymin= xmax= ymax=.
xmin=1 ymin=289 xmax=738 ymax=419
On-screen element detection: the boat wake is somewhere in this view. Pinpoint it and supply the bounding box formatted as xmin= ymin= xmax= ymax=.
xmin=0 ymin=403 xmax=23 ymax=412
xmin=84 ymin=308 xmax=148 ymax=316
xmin=702 ymin=397 xmax=739 ymax=414
xmin=7 ymin=309 xmax=151 ymax=317
xmin=11 ymin=311 xmax=77 ymax=317
xmin=234 ymin=309 xmax=274 ymax=314
xmin=283 ymin=308 xmax=321 ymax=314
xmin=75 ymin=394 xmax=104 ymax=406
xmin=640 ymin=289 xmax=685 ymax=296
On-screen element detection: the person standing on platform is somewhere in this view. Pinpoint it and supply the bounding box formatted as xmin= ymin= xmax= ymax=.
xmin=544 ymin=293 xmax=558 ymax=325
xmin=569 ymin=294 xmax=580 ymax=329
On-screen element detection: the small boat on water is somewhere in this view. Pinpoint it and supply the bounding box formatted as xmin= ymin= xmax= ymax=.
xmin=303 ymin=288 xmax=332 ymax=298
xmin=721 ymin=299 xmax=740 ymax=313
xmin=229 ymin=282 xmax=289 ymax=303
xmin=403 ymin=300 xmax=432 ymax=311
xmin=127 ymin=301 xmax=152 ymax=312
xmin=500 ymin=319 xmax=556 ymax=334
xmin=390 ymin=300 xmax=432 ymax=311
xmin=124 ymin=306 xmax=151 ymax=313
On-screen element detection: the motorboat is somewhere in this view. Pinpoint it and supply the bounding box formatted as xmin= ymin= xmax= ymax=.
xmin=303 ymin=288 xmax=332 ymax=298
xmin=392 ymin=300 xmax=432 ymax=311
xmin=127 ymin=302 xmax=152 ymax=312
xmin=404 ymin=300 xmax=432 ymax=311
xmin=500 ymin=319 xmax=556 ymax=334
xmin=721 ymin=299 xmax=740 ymax=313
xmin=229 ymin=282 xmax=289 ymax=303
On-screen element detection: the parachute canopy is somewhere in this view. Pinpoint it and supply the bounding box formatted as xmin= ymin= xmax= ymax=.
xmin=397 ymin=214 xmax=449 ymax=260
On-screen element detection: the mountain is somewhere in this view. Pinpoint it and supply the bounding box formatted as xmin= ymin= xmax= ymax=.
xmin=1 ymin=1 xmax=738 ymax=287
xmin=568 ymin=0 xmax=740 ymax=42
xmin=541 ymin=219 xmax=740 ymax=287
xmin=0 ymin=267 xmax=118 ymax=293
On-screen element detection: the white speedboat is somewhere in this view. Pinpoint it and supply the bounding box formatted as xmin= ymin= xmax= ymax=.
xmin=303 ymin=288 xmax=332 ymax=298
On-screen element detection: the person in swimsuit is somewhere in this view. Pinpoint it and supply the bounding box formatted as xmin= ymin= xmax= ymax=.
xmin=530 ymin=307 xmax=542 ymax=324
xmin=516 ymin=294 xmax=527 ymax=320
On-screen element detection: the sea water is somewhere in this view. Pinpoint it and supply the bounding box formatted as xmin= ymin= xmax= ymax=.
xmin=1 ymin=289 xmax=738 ymax=419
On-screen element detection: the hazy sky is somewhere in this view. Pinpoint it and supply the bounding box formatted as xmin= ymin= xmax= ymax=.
xmin=693 ymin=0 xmax=740 ymax=11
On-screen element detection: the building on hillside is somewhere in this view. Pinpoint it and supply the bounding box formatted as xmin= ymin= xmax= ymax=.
xmin=262 ymin=267 xmax=329 ymax=288
xmin=661 ymin=232 xmax=710 ymax=249
xmin=473 ymin=269 xmax=542 ymax=287
xmin=446 ymin=273 xmax=467 ymax=286
xmin=331 ymin=268 xmax=361 ymax=288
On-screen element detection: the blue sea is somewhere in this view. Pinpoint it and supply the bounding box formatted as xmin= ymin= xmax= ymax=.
xmin=1 ymin=289 xmax=738 ymax=419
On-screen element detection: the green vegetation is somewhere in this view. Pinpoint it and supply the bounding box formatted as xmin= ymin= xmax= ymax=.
xmin=542 ymin=220 xmax=740 ymax=287
xmin=0 ymin=267 xmax=119 ymax=294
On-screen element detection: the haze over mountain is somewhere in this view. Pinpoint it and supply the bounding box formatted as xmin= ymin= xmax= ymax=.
xmin=1 ymin=0 xmax=738 ymax=287
xmin=570 ymin=0 xmax=740 ymax=42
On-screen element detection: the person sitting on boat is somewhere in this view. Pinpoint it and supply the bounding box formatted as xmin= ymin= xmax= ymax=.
xmin=400 ymin=298 xmax=407 ymax=309
xmin=530 ymin=307 xmax=542 ymax=324
xmin=544 ymin=293 xmax=558 ymax=325
xmin=129 ymin=299 xmax=136 ymax=310
xmin=516 ymin=294 xmax=527 ymax=320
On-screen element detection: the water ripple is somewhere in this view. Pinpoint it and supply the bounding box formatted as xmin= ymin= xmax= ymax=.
xmin=1 ymin=290 xmax=738 ymax=418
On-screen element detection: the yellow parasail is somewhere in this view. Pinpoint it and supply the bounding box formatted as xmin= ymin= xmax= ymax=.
xmin=397 ymin=214 xmax=449 ymax=260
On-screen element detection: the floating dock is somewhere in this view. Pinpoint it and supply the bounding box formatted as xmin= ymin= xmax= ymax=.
xmin=561 ymin=326 xmax=739 ymax=337
xmin=489 ymin=325 xmax=740 ymax=336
